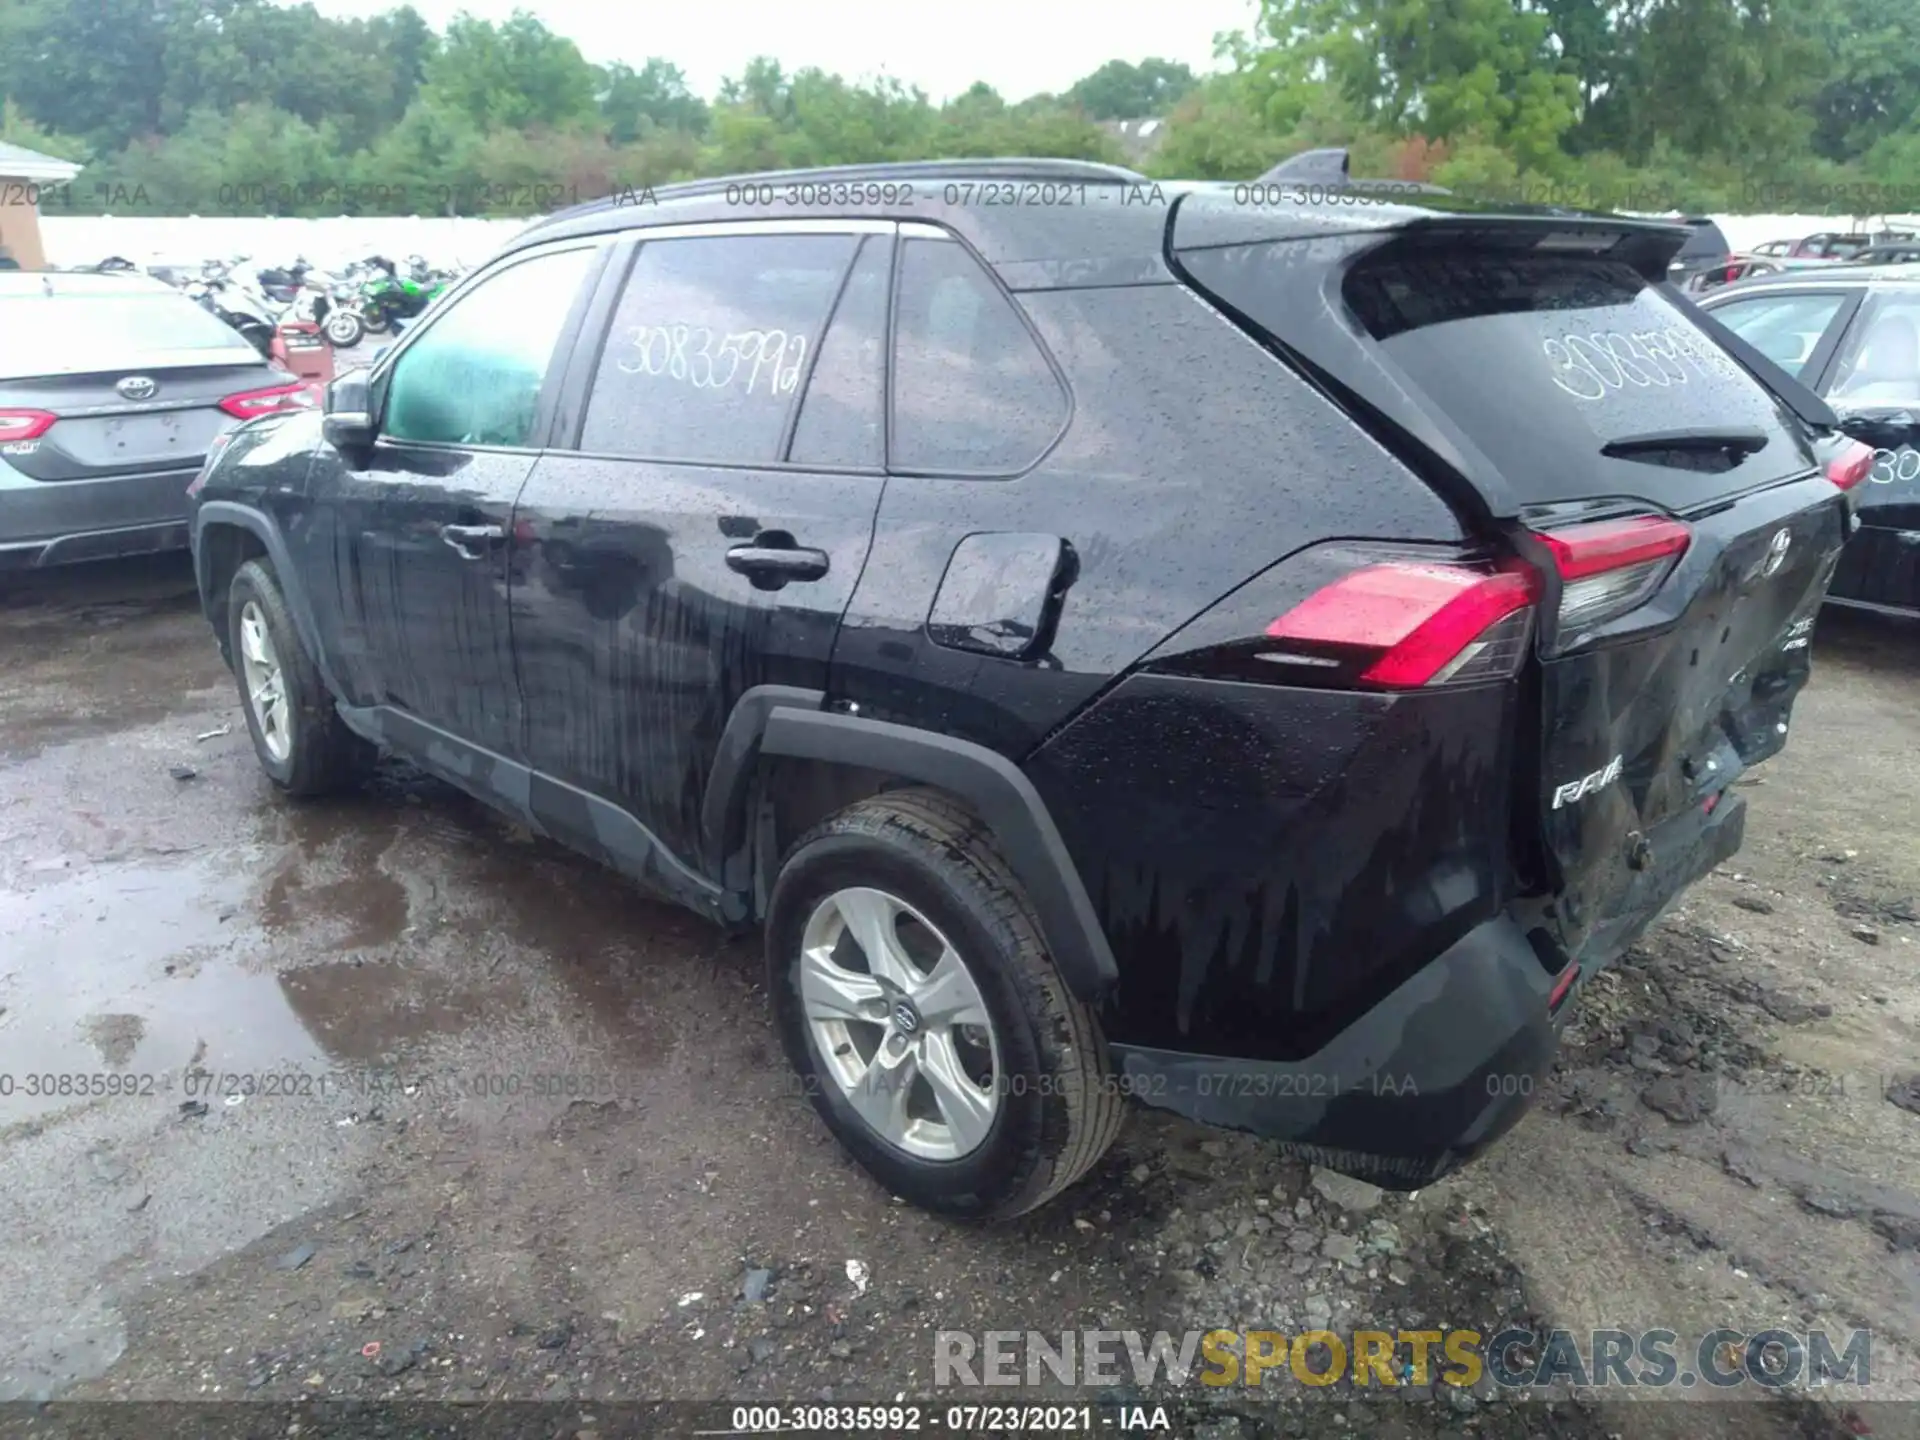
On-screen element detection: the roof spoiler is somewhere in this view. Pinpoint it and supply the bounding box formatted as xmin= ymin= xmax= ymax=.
xmin=1254 ymin=147 xmax=1452 ymax=196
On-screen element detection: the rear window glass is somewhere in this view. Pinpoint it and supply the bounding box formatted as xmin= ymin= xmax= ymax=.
xmin=1342 ymin=252 xmax=1810 ymax=501
xmin=1675 ymin=223 xmax=1728 ymax=260
xmin=0 ymin=292 xmax=252 ymax=377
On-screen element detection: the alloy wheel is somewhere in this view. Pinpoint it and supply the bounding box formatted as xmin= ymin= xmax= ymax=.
xmin=237 ymin=600 xmax=292 ymax=763
xmin=798 ymin=886 xmax=1001 ymax=1160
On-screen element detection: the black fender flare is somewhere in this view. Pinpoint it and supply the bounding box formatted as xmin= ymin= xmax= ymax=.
xmin=751 ymin=706 xmax=1119 ymax=1002
xmin=191 ymin=501 xmax=348 ymax=701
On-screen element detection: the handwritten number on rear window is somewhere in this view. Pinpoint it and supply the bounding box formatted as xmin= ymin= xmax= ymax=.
xmin=1544 ymin=325 xmax=1738 ymax=401
xmin=618 ymin=324 xmax=808 ymax=395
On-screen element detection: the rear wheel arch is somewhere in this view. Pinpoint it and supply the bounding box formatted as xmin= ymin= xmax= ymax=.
xmin=741 ymin=707 xmax=1119 ymax=1002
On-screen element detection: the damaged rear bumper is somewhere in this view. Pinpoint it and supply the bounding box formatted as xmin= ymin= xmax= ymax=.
xmin=1108 ymin=913 xmax=1559 ymax=1189
xmin=1109 ymin=793 xmax=1747 ymax=1188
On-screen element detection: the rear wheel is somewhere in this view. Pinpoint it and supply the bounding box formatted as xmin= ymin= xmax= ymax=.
xmin=227 ymin=559 xmax=371 ymax=797
xmin=767 ymin=790 xmax=1124 ymax=1219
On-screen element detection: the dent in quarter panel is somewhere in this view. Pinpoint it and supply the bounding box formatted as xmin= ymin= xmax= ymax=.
xmin=1024 ymin=673 xmax=1516 ymax=1062
xmin=832 ymin=283 xmax=1466 ymax=759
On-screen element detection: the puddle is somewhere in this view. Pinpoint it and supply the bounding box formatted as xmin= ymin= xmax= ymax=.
xmin=281 ymin=959 xmax=504 ymax=1063
xmin=0 ymin=856 xmax=327 ymax=1127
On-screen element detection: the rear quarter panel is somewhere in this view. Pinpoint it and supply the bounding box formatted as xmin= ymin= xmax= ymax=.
xmin=830 ymin=280 xmax=1466 ymax=756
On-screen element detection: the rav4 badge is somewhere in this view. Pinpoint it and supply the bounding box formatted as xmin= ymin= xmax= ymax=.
xmin=1553 ymin=755 xmax=1624 ymax=809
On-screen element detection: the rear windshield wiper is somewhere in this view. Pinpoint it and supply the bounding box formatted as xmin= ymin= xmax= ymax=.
xmin=1602 ymin=426 xmax=1771 ymax=461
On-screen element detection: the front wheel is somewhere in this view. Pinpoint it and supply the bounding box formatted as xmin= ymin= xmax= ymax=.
xmin=324 ymin=310 xmax=366 ymax=348
xmin=767 ymin=790 xmax=1124 ymax=1219
xmin=227 ymin=559 xmax=372 ymax=797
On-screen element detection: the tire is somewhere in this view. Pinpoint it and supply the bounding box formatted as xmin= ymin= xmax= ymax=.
xmin=767 ymin=789 xmax=1125 ymax=1219
xmin=324 ymin=310 xmax=365 ymax=348
xmin=227 ymin=558 xmax=372 ymax=797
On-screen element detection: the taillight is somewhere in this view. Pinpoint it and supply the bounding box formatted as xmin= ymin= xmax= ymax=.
xmin=0 ymin=409 xmax=57 ymax=443
xmin=1824 ymin=439 xmax=1873 ymax=491
xmin=1532 ymin=515 xmax=1690 ymax=635
xmin=218 ymin=382 xmax=315 ymax=419
xmin=1263 ymin=559 xmax=1540 ymax=689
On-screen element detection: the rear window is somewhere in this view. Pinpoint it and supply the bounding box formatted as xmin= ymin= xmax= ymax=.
xmin=0 ymin=291 xmax=254 ymax=378
xmin=1341 ymin=251 xmax=1812 ymax=503
xmin=1675 ymin=222 xmax=1728 ymax=261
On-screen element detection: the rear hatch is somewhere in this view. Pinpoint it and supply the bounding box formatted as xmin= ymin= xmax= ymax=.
xmin=1169 ymin=197 xmax=1852 ymax=968
xmin=0 ymin=284 xmax=294 ymax=481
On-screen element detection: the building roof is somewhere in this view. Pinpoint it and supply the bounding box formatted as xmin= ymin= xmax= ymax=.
xmin=0 ymin=141 xmax=83 ymax=182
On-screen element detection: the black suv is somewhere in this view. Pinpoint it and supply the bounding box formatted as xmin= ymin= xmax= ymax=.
xmin=188 ymin=157 xmax=1864 ymax=1219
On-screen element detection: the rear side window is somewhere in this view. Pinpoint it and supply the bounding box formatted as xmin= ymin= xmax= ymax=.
xmin=1708 ymin=292 xmax=1848 ymax=377
xmin=789 ymin=235 xmax=891 ymax=469
xmin=890 ymin=239 xmax=1066 ymax=474
xmin=580 ymin=233 xmax=859 ymax=465
xmin=1828 ymin=294 xmax=1920 ymax=409
xmin=1342 ymin=251 xmax=1811 ymax=501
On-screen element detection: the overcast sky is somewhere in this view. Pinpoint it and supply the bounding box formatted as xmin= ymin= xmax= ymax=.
xmin=308 ymin=0 xmax=1260 ymax=104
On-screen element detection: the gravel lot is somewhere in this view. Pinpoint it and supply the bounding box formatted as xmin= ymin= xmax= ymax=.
xmin=1 ymin=555 xmax=1916 ymax=1439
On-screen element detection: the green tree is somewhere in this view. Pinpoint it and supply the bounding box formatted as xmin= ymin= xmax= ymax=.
xmin=0 ymin=0 xmax=166 ymax=150
xmin=600 ymin=59 xmax=709 ymax=143
xmin=422 ymin=11 xmax=599 ymax=133
xmin=1247 ymin=0 xmax=1580 ymax=169
xmin=0 ymin=96 xmax=89 ymax=162
xmin=1065 ymin=58 xmax=1199 ymax=119
xmin=1807 ymin=0 xmax=1920 ymax=161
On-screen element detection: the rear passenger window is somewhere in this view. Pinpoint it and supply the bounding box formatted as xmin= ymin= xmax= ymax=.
xmin=890 ymin=239 xmax=1066 ymax=474
xmin=579 ymin=233 xmax=859 ymax=465
xmin=789 ymin=236 xmax=890 ymax=469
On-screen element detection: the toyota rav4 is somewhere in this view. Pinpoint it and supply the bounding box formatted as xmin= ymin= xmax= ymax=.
xmin=187 ymin=156 xmax=1868 ymax=1219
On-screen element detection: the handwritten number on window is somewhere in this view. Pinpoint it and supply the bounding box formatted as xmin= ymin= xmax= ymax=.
xmin=1544 ymin=324 xmax=1739 ymax=401
xmin=617 ymin=324 xmax=809 ymax=396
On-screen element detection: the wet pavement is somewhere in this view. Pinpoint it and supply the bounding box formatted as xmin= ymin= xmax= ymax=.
xmin=1 ymin=555 xmax=1917 ymax=1438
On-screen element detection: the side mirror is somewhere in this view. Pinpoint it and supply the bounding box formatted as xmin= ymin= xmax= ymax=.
xmin=372 ymin=344 xmax=391 ymax=363
xmin=320 ymin=371 xmax=376 ymax=450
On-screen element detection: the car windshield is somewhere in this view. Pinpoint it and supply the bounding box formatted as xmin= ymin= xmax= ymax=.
xmin=0 ymin=290 xmax=255 ymax=379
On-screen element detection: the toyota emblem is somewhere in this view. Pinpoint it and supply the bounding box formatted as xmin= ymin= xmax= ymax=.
xmin=116 ymin=375 xmax=158 ymax=401
xmin=1761 ymin=527 xmax=1792 ymax=578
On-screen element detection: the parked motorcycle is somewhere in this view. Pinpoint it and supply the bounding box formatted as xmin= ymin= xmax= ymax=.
xmin=184 ymin=276 xmax=276 ymax=358
xmin=357 ymin=255 xmax=451 ymax=335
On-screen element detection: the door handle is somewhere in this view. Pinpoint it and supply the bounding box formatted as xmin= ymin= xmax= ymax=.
xmin=440 ymin=522 xmax=505 ymax=559
xmin=726 ymin=543 xmax=830 ymax=583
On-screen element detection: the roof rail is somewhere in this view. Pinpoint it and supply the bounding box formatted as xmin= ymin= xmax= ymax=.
xmin=530 ymin=156 xmax=1149 ymax=229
